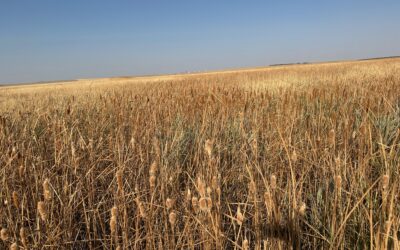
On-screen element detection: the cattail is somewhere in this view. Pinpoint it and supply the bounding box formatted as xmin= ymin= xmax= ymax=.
xmin=43 ymin=178 xmax=52 ymax=201
xmin=191 ymin=196 xmax=199 ymax=212
xmin=37 ymin=201 xmax=47 ymax=221
xmin=204 ymin=139 xmax=213 ymax=158
xmin=270 ymin=175 xmax=277 ymax=190
xmin=334 ymin=175 xmax=342 ymax=192
xmin=10 ymin=242 xmax=18 ymax=250
xmin=197 ymin=177 xmax=206 ymax=197
xmin=248 ymin=181 xmax=256 ymax=195
xmin=18 ymin=165 xmax=24 ymax=179
xmin=211 ymin=176 xmax=218 ymax=190
xmin=291 ymin=150 xmax=298 ymax=163
xmin=298 ymin=202 xmax=306 ymax=217
xmin=110 ymin=207 xmax=118 ymax=234
xmin=236 ymin=206 xmax=244 ymax=225
xmin=352 ymin=131 xmax=357 ymax=139
xmin=206 ymin=197 xmax=212 ymax=211
xmin=110 ymin=216 xmax=117 ymax=235
xmin=116 ymin=170 xmax=123 ymax=192
xmin=20 ymin=227 xmax=27 ymax=248
xmin=12 ymin=191 xmax=19 ymax=209
xmin=384 ymin=220 xmax=391 ymax=233
xmin=166 ymin=198 xmax=174 ymax=210
xmin=136 ymin=199 xmax=146 ymax=218
xmin=1 ymin=228 xmax=9 ymax=241
xmin=206 ymin=187 xmax=212 ymax=196
xmin=149 ymin=161 xmax=158 ymax=176
xmin=242 ymin=239 xmax=249 ymax=250
xmin=186 ymin=189 xmax=192 ymax=202
xmin=199 ymin=197 xmax=208 ymax=212
xmin=328 ymin=129 xmax=335 ymax=147
xmin=149 ymin=175 xmax=156 ymax=189
xmin=111 ymin=206 xmax=118 ymax=218
xmin=169 ymin=211 xmax=177 ymax=227
xmin=251 ymin=138 xmax=258 ymax=152
xmin=382 ymin=174 xmax=389 ymax=191
xmin=335 ymin=156 xmax=341 ymax=168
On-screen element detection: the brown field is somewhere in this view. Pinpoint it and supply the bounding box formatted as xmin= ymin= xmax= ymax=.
xmin=0 ymin=58 xmax=399 ymax=249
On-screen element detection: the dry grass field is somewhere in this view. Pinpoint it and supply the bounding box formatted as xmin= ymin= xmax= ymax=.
xmin=0 ymin=58 xmax=399 ymax=249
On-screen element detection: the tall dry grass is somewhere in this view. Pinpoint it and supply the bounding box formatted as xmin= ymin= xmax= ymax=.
xmin=0 ymin=58 xmax=399 ymax=249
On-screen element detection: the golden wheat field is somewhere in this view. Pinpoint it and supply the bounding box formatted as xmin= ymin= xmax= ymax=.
xmin=0 ymin=58 xmax=399 ymax=249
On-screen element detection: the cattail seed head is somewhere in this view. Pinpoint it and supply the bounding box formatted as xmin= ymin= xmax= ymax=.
xmin=335 ymin=156 xmax=341 ymax=167
xmin=37 ymin=201 xmax=47 ymax=221
xmin=298 ymin=202 xmax=306 ymax=217
xmin=206 ymin=187 xmax=212 ymax=196
xmin=191 ymin=196 xmax=199 ymax=212
xmin=43 ymin=179 xmax=52 ymax=201
xmin=291 ymin=150 xmax=298 ymax=163
xmin=186 ymin=189 xmax=192 ymax=202
xmin=149 ymin=175 xmax=156 ymax=189
xmin=204 ymin=139 xmax=213 ymax=158
xmin=236 ymin=206 xmax=244 ymax=226
xmin=18 ymin=165 xmax=24 ymax=179
xmin=111 ymin=206 xmax=118 ymax=218
xmin=116 ymin=170 xmax=123 ymax=191
xmin=20 ymin=227 xmax=27 ymax=248
xmin=242 ymin=239 xmax=249 ymax=250
xmin=110 ymin=216 xmax=117 ymax=235
xmin=270 ymin=175 xmax=277 ymax=190
xmin=1 ymin=228 xmax=9 ymax=241
xmin=10 ymin=243 xmax=18 ymax=250
xmin=248 ymin=181 xmax=256 ymax=195
xmin=166 ymin=198 xmax=174 ymax=210
xmin=328 ymin=129 xmax=335 ymax=147
xmin=137 ymin=200 xmax=146 ymax=218
xmin=384 ymin=220 xmax=391 ymax=233
xmin=169 ymin=211 xmax=177 ymax=227
xmin=334 ymin=175 xmax=342 ymax=191
xmin=211 ymin=176 xmax=218 ymax=190
xmin=382 ymin=174 xmax=389 ymax=191
xmin=12 ymin=191 xmax=19 ymax=209
xmin=206 ymin=197 xmax=212 ymax=211
xmin=149 ymin=161 xmax=158 ymax=176
xmin=197 ymin=177 xmax=206 ymax=198
xmin=199 ymin=197 xmax=208 ymax=212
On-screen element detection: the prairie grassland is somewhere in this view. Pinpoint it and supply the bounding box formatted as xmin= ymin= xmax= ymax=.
xmin=0 ymin=58 xmax=399 ymax=249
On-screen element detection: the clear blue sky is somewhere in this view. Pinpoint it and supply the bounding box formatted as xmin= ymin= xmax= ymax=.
xmin=1 ymin=1 xmax=399 ymax=84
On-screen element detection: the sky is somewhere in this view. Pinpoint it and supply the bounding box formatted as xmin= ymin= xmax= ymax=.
xmin=1 ymin=1 xmax=399 ymax=84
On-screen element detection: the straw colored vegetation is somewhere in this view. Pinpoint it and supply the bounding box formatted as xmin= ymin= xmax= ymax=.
xmin=0 ymin=58 xmax=399 ymax=249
